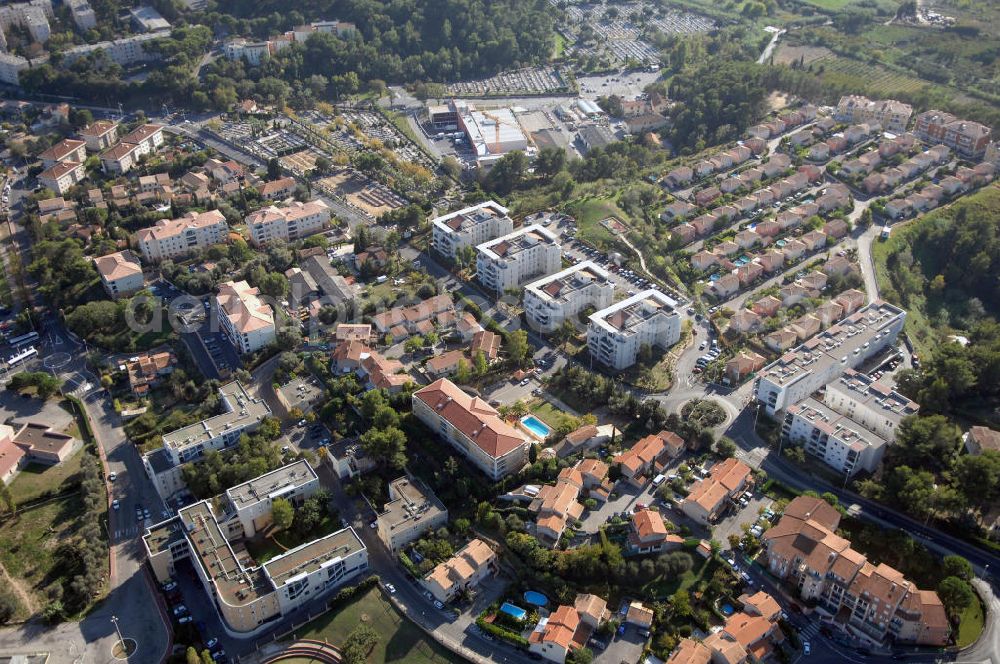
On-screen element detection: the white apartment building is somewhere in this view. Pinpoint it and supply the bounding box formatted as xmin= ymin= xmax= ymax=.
xmin=754 ymin=301 xmax=907 ymax=416
xmin=431 ymin=201 xmax=513 ymax=260
xmin=80 ymin=120 xmax=119 ymax=152
xmin=144 ymin=479 xmax=367 ymax=634
xmin=524 ymin=261 xmax=614 ymax=334
xmin=375 ymin=476 xmax=448 ymax=553
xmin=215 ymin=280 xmax=277 ymax=354
xmin=782 ymin=398 xmax=888 ymax=477
xmin=822 ymin=369 xmax=918 ymax=440
xmin=121 ymin=123 xmax=164 ymax=154
xmin=587 ymin=289 xmax=681 ymax=371
xmin=223 ymin=38 xmax=274 ymax=66
xmin=61 ymin=32 xmax=163 ymax=66
xmin=94 ymin=250 xmax=143 ymax=299
xmin=0 ymin=52 xmax=34 ymax=85
xmin=67 ymin=0 xmax=96 ymax=30
xmin=134 ymin=210 xmax=229 ymax=262
xmin=225 ymin=460 xmax=319 ymax=538
xmin=475 ymin=224 xmax=560 ymax=294
xmin=38 ymin=160 xmax=85 ymax=195
xmin=246 ymin=200 xmax=330 ymax=246
xmin=835 ymin=96 xmax=913 ymax=134
xmin=161 ymin=381 xmax=270 ymax=465
xmin=39 ymin=138 xmax=86 ymax=168
xmin=412 ymin=378 xmax=529 ymax=480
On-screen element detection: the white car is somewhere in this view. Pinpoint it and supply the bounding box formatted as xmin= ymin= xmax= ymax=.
xmin=108 ymin=472 xmax=117 ymax=482
xmin=385 ymin=583 xmax=396 ymax=594
xmin=112 ymin=499 xmax=120 ymax=510
xmin=803 ymin=642 xmax=811 ymax=655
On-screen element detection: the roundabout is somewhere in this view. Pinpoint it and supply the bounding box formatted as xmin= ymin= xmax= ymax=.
xmin=42 ymin=351 xmax=72 ymax=371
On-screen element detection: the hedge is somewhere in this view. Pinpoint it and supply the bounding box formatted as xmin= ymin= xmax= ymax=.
xmin=328 ymin=575 xmax=380 ymax=611
xmin=398 ymin=552 xmax=421 ymax=580
xmin=65 ymin=395 xmax=96 ymax=448
xmin=476 ymin=616 xmax=529 ymax=648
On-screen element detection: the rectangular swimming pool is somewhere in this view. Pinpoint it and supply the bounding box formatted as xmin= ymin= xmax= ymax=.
xmin=500 ymin=602 xmax=527 ymax=621
xmin=521 ymin=415 xmax=551 ymax=438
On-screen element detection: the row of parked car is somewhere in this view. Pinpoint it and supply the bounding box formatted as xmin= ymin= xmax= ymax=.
xmin=162 ymin=579 xmax=228 ymax=662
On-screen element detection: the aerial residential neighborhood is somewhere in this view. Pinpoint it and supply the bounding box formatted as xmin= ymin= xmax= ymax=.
xmin=0 ymin=0 xmax=996 ymax=663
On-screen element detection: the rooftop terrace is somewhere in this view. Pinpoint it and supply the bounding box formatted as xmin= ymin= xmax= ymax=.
xmin=226 ymin=459 xmax=317 ymax=511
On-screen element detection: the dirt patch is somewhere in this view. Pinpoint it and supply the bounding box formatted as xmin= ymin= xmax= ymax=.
xmin=767 ymin=91 xmax=790 ymax=112
xmin=773 ymin=44 xmax=833 ymax=66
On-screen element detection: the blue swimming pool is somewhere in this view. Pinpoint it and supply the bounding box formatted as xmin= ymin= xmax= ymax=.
xmin=500 ymin=602 xmax=527 ymax=621
xmin=776 ymin=239 xmax=787 ymax=248
xmin=523 ymin=591 xmax=549 ymax=607
xmin=721 ymin=603 xmax=735 ymax=616
xmin=521 ymin=415 xmax=551 ymax=438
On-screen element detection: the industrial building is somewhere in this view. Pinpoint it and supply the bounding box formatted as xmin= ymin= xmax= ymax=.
xmin=451 ymin=100 xmax=530 ymax=167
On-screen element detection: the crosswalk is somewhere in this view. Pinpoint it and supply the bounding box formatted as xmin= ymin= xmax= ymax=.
xmin=798 ymin=621 xmax=820 ymax=640
xmin=113 ymin=525 xmax=144 ymax=541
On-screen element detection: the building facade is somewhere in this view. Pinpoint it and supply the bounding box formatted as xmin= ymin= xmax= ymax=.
xmin=412 ymin=378 xmax=529 ymax=480
xmin=587 ymin=289 xmax=681 ymax=370
xmin=475 ymin=224 xmax=561 ymax=294
xmin=431 ymin=201 xmax=513 ymax=260
xmin=94 ymin=250 xmax=143 ymax=299
xmin=524 ymin=261 xmax=614 ymax=334
xmin=215 ymin=280 xmax=277 ymax=354
xmin=246 ymin=200 xmax=330 ymax=246
xmin=134 ymin=210 xmax=229 ymax=262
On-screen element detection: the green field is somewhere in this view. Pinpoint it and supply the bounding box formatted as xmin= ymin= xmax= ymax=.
xmin=7 ymin=448 xmax=85 ymax=505
xmin=0 ymin=494 xmax=106 ymax=620
xmin=957 ymin=595 xmax=986 ymax=648
xmin=290 ymin=587 xmax=462 ymax=664
xmin=529 ymin=399 xmax=577 ymax=430
xmin=812 ymin=55 xmax=932 ymax=97
xmin=564 ymin=197 xmax=627 ymax=249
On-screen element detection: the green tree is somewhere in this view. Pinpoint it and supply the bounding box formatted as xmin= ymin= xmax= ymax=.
xmin=341 ymin=624 xmax=379 ymax=664
xmin=714 ymin=437 xmax=737 ymax=458
xmin=942 ymin=555 xmax=973 ymax=582
xmin=454 ymin=358 xmax=471 ymax=383
xmin=186 ymin=647 xmax=200 ymax=664
xmin=271 ymin=497 xmax=294 ymax=532
xmin=360 ymin=426 xmax=407 ymax=469
xmin=937 ymin=576 xmax=975 ymax=618
xmin=505 ymin=329 xmax=531 ymax=366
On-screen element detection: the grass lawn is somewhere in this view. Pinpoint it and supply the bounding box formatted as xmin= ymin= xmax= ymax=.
xmin=291 ymin=587 xmax=462 ymax=664
xmin=245 ymin=517 xmax=343 ymax=564
xmin=529 ymin=399 xmax=578 ymax=429
xmin=0 ymin=494 xmax=107 ymax=620
xmin=956 ymin=595 xmax=985 ymax=648
xmin=565 ymin=197 xmax=627 ymax=250
xmin=553 ymin=32 xmax=567 ymax=59
xmin=8 ymin=448 xmax=85 ymax=504
xmin=642 ymin=554 xmax=718 ymax=599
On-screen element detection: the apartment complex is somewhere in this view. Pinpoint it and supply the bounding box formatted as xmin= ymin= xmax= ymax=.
xmin=476 ymin=224 xmax=560 ymax=294
xmin=38 ymin=160 xmax=85 ymax=195
xmin=39 ymin=138 xmax=86 ymax=167
xmin=161 ymin=381 xmax=270 ymax=465
xmin=134 ymin=210 xmax=229 ymax=262
xmin=422 ymin=538 xmax=497 ymax=604
xmin=754 ymin=301 xmax=906 ymax=416
xmin=144 ymin=463 xmax=368 ymax=634
xmin=225 ymin=460 xmax=319 ymax=537
xmin=375 ymin=476 xmax=448 ymax=553
xmin=79 ymin=120 xmax=119 ymax=152
xmin=99 ymin=123 xmax=165 ymax=174
xmin=762 ymin=496 xmax=949 ymax=646
xmin=94 ymin=250 xmax=143 ymax=299
xmin=781 ymin=368 xmax=918 ymax=476
xmin=246 ymin=200 xmax=330 ymax=246
xmin=914 ymin=110 xmax=992 ymax=159
xmin=835 ymin=96 xmax=913 ymax=133
xmin=62 ymin=32 xmax=164 ymax=66
xmin=215 ymin=280 xmax=277 ymax=354
xmin=587 ymin=289 xmax=681 ymax=371
xmin=524 ymin=261 xmax=614 ymax=334
xmin=431 ymin=201 xmax=513 ymax=260
xmin=412 ymin=378 xmax=529 ymax=480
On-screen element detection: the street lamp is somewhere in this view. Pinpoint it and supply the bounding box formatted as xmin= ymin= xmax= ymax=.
xmin=110 ymin=615 xmax=127 ymax=659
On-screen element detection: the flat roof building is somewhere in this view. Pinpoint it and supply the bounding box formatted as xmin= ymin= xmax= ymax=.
xmin=162 ymin=382 xmax=270 ymax=465
xmin=431 ymin=201 xmax=513 ymax=260
xmin=754 ymin=301 xmax=906 ymax=416
xmin=524 ymin=261 xmax=614 ymax=334
xmin=376 ymin=476 xmax=448 ymax=553
xmin=476 ymin=224 xmax=561 ymax=294
xmin=226 ymin=459 xmax=320 ymax=537
xmin=144 ymin=464 xmax=367 ymax=635
xmin=454 ymin=101 xmax=529 ymax=166
xmin=587 ymin=289 xmax=681 ymax=371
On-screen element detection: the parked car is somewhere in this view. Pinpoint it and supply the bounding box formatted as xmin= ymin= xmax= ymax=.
xmin=173 ymin=605 xmax=188 ymax=616
xmin=178 ymin=616 xmax=193 ymax=624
